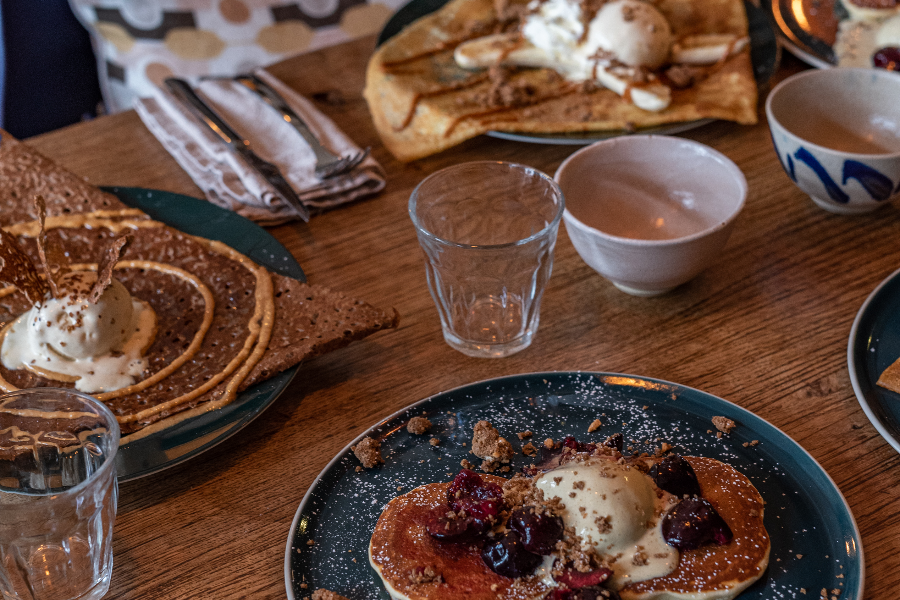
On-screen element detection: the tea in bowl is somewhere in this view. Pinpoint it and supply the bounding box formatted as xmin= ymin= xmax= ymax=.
xmin=555 ymin=135 xmax=747 ymax=296
xmin=766 ymin=68 xmax=900 ymax=214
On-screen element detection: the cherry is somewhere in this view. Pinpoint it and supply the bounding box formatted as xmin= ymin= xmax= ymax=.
xmin=649 ymin=455 xmax=702 ymax=498
xmin=424 ymin=506 xmax=483 ymax=541
xmin=481 ymin=530 xmax=542 ymax=578
xmin=873 ymin=47 xmax=900 ymax=71
xmin=508 ymin=507 xmax=564 ymax=555
xmin=554 ymin=566 xmax=613 ymax=589
xmin=447 ymin=469 xmax=504 ymax=527
xmin=661 ymin=497 xmax=733 ymax=550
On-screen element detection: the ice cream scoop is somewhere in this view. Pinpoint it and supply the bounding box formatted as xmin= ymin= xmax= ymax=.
xmin=534 ymin=457 xmax=678 ymax=588
xmin=454 ymin=0 xmax=748 ymax=112
xmin=1 ymin=271 xmax=157 ymax=393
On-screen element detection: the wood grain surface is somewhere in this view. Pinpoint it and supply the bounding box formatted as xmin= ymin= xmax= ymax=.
xmin=28 ymin=38 xmax=900 ymax=600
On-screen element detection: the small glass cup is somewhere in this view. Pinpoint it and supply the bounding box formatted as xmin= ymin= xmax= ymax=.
xmin=410 ymin=161 xmax=564 ymax=358
xmin=0 ymin=388 xmax=120 ymax=600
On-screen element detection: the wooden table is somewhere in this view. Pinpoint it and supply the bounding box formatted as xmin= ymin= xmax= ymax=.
xmin=28 ymin=37 xmax=899 ymax=600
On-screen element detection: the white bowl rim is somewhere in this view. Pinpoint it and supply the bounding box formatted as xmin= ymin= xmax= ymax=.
xmin=765 ymin=67 xmax=900 ymax=160
xmin=554 ymin=135 xmax=748 ymax=247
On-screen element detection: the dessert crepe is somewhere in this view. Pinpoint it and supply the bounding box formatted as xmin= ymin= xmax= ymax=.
xmin=364 ymin=0 xmax=758 ymax=161
xmin=0 ymin=131 xmax=398 ymax=440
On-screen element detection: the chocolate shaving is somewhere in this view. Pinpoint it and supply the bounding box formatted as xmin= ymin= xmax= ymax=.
xmin=33 ymin=195 xmax=59 ymax=298
xmin=0 ymin=229 xmax=48 ymax=305
xmin=88 ymin=233 xmax=132 ymax=304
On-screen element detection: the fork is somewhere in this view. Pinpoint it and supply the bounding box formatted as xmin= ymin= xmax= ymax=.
xmin=235 ymin=74 xmax=370 ymax=180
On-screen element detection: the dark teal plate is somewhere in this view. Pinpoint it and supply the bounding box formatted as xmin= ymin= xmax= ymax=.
xmin=849 ymin=268 xmax=900 ymax=455
xmin=376 ymin=0 xmax=779 ymax=145
xmin=284 ymin=371 xmax=863 ymax=600
xmin=104 ymin=187 xmax=304 ymax=482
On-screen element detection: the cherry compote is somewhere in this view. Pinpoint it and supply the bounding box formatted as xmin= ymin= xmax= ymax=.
xmin=426 ymin=469 xmax=504 ymax=542
xmin=446 ymin=469 xmax=503 ymax=526
xmin=661 ymin=497 xmax=733 ymax=550
xmin=649 ymin=454 xmax=702 ymax=498
xmin=508 ymin=507 xmax=564 ymax=555
xmin=481 ymin=530 xmax=543 ymax=578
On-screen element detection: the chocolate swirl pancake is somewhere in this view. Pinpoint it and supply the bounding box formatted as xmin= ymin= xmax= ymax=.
xmin=0 ymin=132 xmax=398 ymax=440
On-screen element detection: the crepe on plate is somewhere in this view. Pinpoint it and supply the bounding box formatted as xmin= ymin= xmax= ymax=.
xmin=0 ymin=130 xmax=398 ymax=442
xmin=364 ymin=0 xmax=758 ymax=161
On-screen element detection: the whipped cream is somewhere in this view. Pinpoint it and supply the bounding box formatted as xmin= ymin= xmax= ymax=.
xmin=1 ymin=271 xmax=156 ymax=393
xmin=534 ymin=457 xmax=678 ymax=588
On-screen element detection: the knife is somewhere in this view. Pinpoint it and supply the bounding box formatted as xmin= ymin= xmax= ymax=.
xmin=164 ymin=77 xmax=311 ymax=222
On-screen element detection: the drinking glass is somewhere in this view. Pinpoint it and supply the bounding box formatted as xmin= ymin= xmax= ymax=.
xmin=410 ymin=161 xmax=564 ymax=358
xmin=0 ymin=388 xmax=120 ymax=600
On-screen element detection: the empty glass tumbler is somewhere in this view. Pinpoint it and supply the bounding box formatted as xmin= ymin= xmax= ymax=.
xmin=410 ymin=161 xmax=565 ymax=358
xmin=0 ymin=388 xmax=120 ymax=600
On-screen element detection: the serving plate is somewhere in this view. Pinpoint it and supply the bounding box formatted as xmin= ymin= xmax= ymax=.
xmin=376 ymin=0 xmax=780 ymax=145
xmin=285 ymin=371 xmax=863 ymax=600
xmin=106 ymin=187 xmax=304 ymax=482
xmin=762 ymin=0 xmax=842 ymax=68
xmin=848 ymin=267 xmax=900 ymax=455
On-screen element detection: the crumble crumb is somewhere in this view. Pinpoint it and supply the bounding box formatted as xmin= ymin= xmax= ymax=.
xmin=544 ymin=438 xmax=555 ymax=449
xmin=523 ymin=442 xmax=537 ymax=456
xmin=408 ymin=566 xmax=443 ymax=584
xmin=429 ymin=437 xmax=440 ymax=446
xmin=518 ymin=430 xmax=533 ymax=439
xmin=355 ymin=466 xmax=363 ymax=473
xmin=461 ymin=458 xmax=475 ymax=469
xmin=471 ymin=420 xmax=514 ymax=463
xmin=481 ymin=458 xmax=499 ymax=472
xmin=711 ymin=416 xmax=736 ymax=434
xmin=407 ymin=416 xmax=432 ymax=435
xmin=352 ymin=436 xmax=383 ymax=468
xmin=312 ymin=590 xmax=350 ymax=600
xmin=588 ymin=419 xmax=602 ymax=432
xmin=306 ymin=539 xmax=315 ymax=546
xmin=500 ymin=465 xmax=511 ymax=472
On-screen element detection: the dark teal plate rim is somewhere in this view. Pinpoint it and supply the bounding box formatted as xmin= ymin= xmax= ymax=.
xmin=104 ymin=187 xmax=304 ymax=482
xmin=283 ymin=371 xmax=863 ymax=600
xmin=376 ymin=0 xmax=779 ymax=145
xmin=849 ymin=267 xmax=900 ymax=454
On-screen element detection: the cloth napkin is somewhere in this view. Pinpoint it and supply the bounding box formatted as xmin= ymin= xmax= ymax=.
xmin=134 ymin=69 xmax=385 ymax=226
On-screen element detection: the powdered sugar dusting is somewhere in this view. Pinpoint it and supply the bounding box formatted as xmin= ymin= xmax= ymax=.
xmin=287 ymin=372 xmax=861 ymax=600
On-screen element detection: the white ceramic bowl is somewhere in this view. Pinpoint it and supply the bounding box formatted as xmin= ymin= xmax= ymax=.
xmin=766 ymin=68 xmax=900 ymax=215
xmin=555 ymin=135 xmax=747 ymax=296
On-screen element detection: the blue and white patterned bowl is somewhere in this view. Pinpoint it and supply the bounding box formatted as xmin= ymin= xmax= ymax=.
xmin=766 ymin=68 xmax=900 ymax=215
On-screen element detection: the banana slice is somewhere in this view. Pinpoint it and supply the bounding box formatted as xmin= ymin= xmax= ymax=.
xmin=670 ymin=34 xmax=749 ymax=64
xmin=454 ymin=33 xmax=671 ymax=112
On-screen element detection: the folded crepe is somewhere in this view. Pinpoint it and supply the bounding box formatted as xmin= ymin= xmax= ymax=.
xmin=0 ymin=130 xmax=398 ymax=439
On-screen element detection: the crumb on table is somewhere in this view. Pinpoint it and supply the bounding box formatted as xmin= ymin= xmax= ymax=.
xmin=352 ymin=436 xmax=383 ymax=468
xmin=588 ymin=419 xmax=602 ymax=433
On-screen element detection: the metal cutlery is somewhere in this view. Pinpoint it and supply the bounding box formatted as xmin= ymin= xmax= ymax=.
xmin=163 ymin=77 xmax=311 ymax=222
xmin=234 ymin=73 xmax=369 ymax=180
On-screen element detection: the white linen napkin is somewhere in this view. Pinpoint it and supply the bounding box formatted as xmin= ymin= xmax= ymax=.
xmin=134 ymin=69 xmax=385 ymax=226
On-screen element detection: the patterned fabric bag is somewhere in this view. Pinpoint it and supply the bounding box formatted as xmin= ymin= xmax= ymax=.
xmin=69 ymin=0 xmax=403 ymax=113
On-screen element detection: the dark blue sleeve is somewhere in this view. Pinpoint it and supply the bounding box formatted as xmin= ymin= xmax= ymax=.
xmin=0 ymin=0 xmax=103 ymax=138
